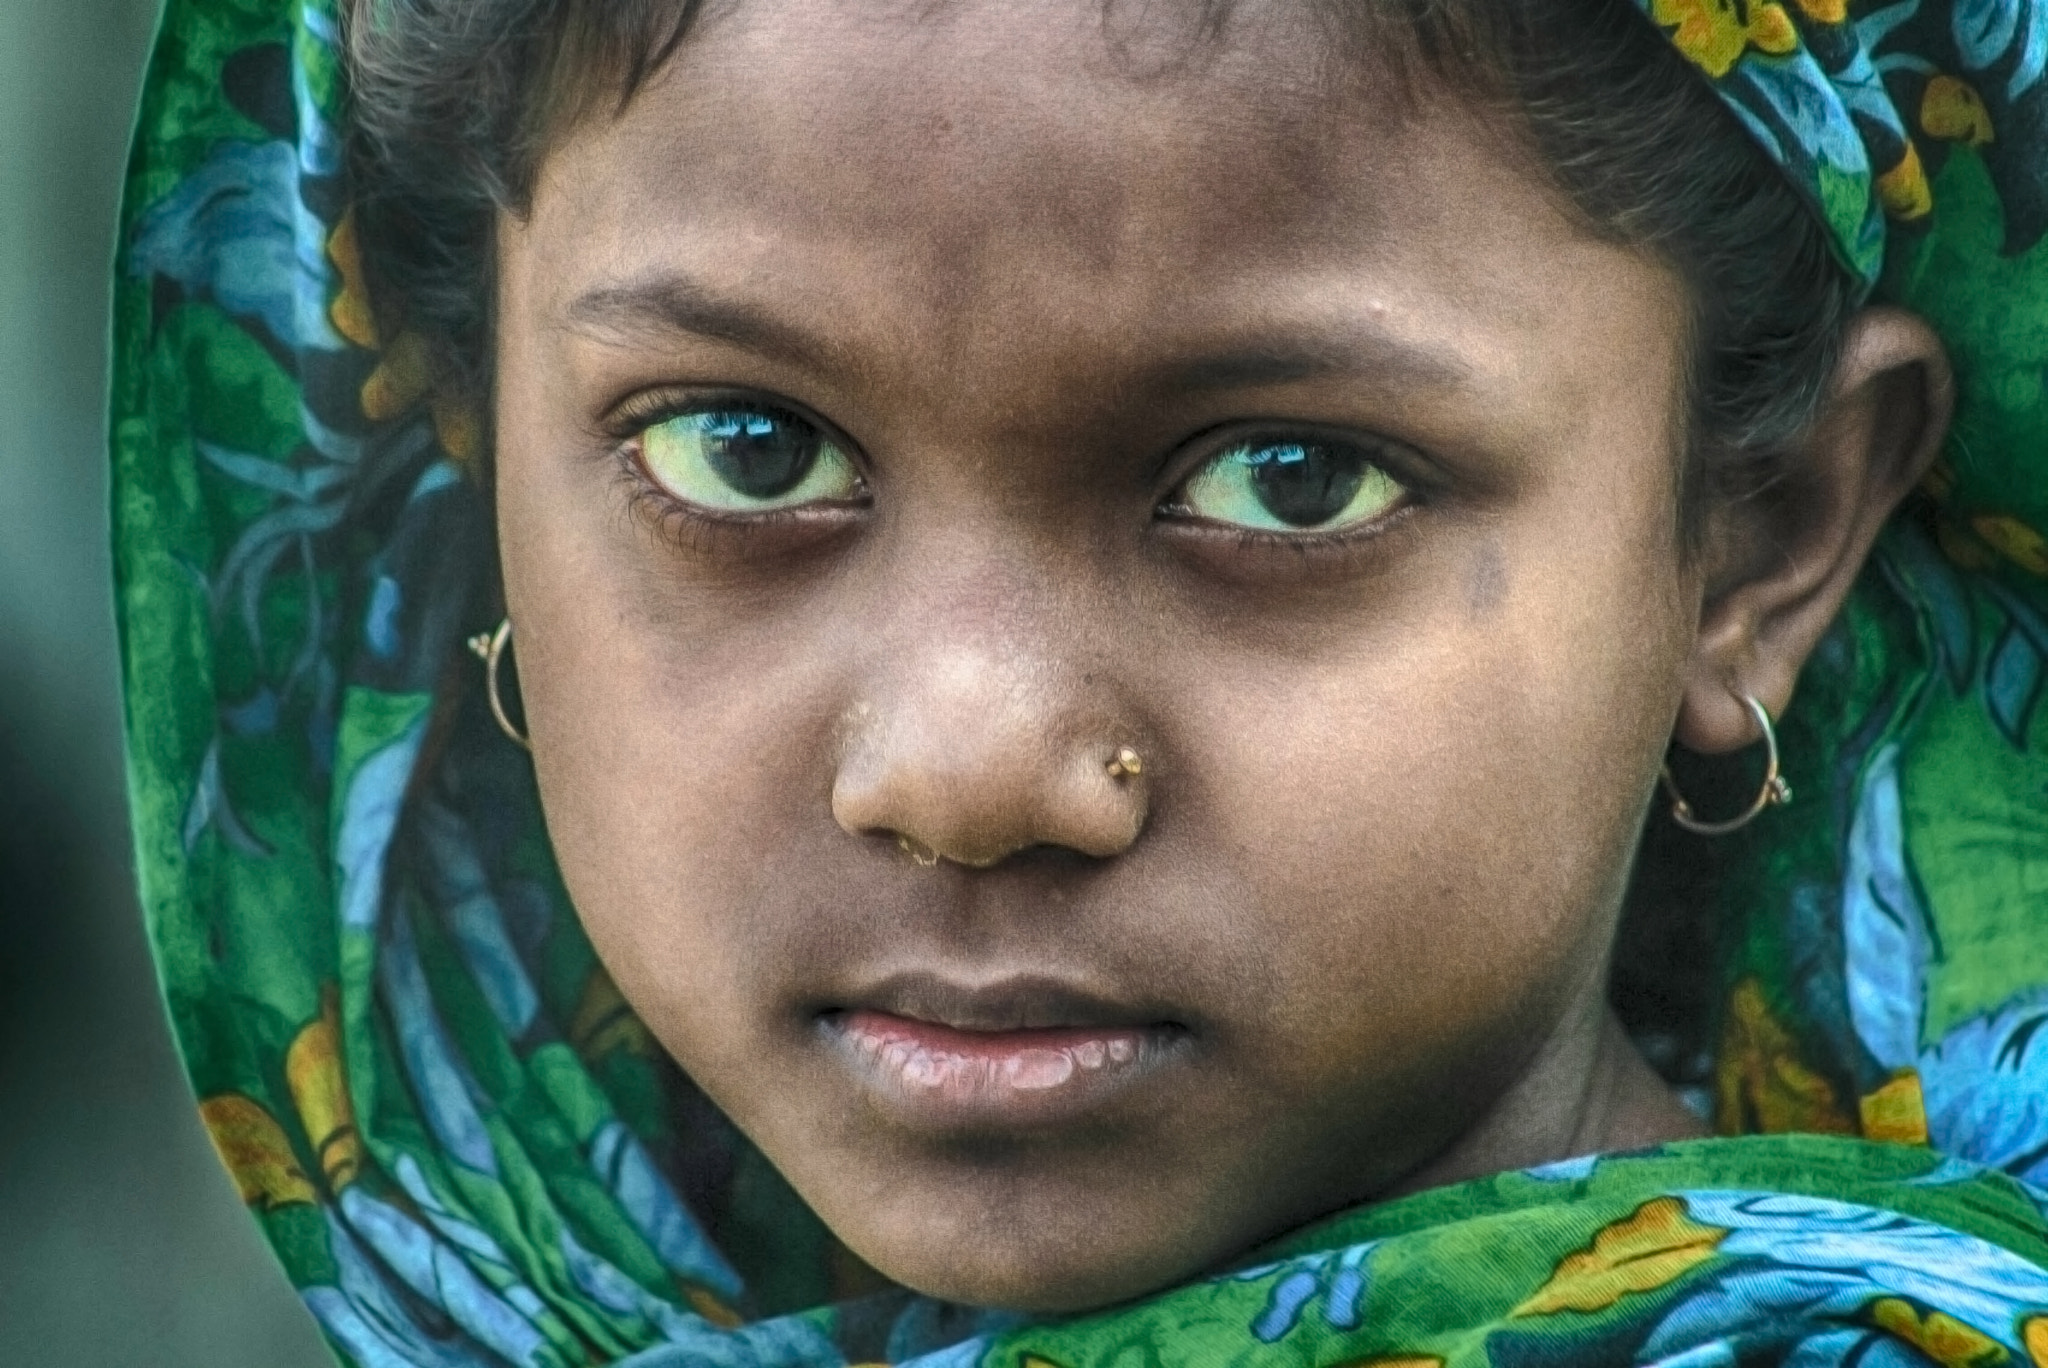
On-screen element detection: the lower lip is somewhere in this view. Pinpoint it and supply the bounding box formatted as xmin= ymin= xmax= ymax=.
xmin=824 ymin=1009 xmax=1181 ymax=1125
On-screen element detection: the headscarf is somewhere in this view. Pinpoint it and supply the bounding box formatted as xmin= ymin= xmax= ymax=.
xmin=111 ymin=2 xmax=2048 ymax=1365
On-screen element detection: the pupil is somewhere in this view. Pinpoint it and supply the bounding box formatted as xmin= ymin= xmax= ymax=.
xmin=1246 ymin=442 xmax=1366 ymax=527
xmin=702 ymin=411 xmax=819 ymax=499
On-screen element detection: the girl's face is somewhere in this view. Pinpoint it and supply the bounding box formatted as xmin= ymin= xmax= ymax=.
xmin=495 ymin=0 xmax=1704 ymax=1311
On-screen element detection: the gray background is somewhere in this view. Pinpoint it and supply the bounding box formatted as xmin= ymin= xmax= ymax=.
xmin=0 ymin=0 xmax=332 ymax=1361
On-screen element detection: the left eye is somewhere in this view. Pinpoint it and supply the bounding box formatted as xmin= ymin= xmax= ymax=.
xmin=636 ymin=406 xmax=863 ymax=512
xmin=1173 ymin=437 xmax=1407 ymax=533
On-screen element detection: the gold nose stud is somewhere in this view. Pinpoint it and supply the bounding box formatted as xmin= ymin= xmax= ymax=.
xmin=896 ymin=834 xmax=942 ymax=868
xmin=1106 ymin=747 xmax=1143 ymax=780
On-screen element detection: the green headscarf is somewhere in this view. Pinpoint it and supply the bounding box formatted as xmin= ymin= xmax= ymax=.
xmin=112 ymin=1 xmax=2048 ymax=1364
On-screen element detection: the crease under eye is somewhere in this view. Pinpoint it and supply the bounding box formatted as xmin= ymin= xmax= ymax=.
xmin=1174 ymin=437 xmax=1408 ymax=534
xmin=633 ymin=404 xmax=863 ymax=514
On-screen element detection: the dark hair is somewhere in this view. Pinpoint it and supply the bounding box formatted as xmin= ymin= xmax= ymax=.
xmin=343 ymin=0 xmax=1856 ymax=542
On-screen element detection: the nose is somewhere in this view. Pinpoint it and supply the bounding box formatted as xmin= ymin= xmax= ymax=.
xmin=831 ymin=638 xmax=1150 ymax=868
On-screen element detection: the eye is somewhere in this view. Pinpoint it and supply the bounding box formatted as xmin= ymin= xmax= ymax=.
xmin=1172 ymin=437 xmax=1408 ymax=533
xmin=635 ymin=405 xmax=862 ymax=513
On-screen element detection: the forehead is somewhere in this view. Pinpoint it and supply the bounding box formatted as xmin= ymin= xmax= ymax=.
xmin=508 ymin=0 xmax=1671 ymax=432
xmin=529 ymin=3 xmax=1569 ymax=283
xmin=550 ymin=0 xmax=1356 ymax=215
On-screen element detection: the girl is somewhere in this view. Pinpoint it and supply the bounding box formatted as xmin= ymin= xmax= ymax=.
xmin=114 ymin=0 xmax=2048 ymax=1363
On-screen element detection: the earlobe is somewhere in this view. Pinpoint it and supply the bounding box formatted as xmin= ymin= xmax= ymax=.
xmin=1673 ymin=306 xmax=1954 ymax=756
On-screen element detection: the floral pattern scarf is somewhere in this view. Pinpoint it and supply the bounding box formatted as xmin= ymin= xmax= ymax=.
xmin=112 ymin=1 xmax=2048 ymax=1364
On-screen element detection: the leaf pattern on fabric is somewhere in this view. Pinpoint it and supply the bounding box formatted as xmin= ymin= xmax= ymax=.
xmin=1233 ymin=1240 xmax=1379 ymax=1341
xmin=1715 ymin=978 xmax=1861 ymax=1137
xmin=1842 ymin=745 xmax=1936 ymax=1074
xmin=1512 ymin=1199 xmax=1729 ymax=1316
xmin=1868 ymin=1298 xmax=2007 ymax=1368
xmin=198 ymin=1093 xmax=319 ymax=1209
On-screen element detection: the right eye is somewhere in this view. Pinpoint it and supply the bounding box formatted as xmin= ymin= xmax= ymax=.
xmin=1171 ymin=436 xmax=1408 ymax=534
xmin=636 ymin=406 xmax=863 ymax=513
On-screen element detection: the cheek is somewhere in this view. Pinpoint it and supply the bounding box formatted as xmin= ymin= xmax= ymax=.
xmin=491 ymin=379 xmax=826 ymax=1071
xmin=1168 ymin=512 xmax=1693 ymax=1085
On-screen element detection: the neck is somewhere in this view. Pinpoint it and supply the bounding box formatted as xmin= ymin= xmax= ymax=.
xmin=1390 ymin=1004 xmax=1709 ymax=1200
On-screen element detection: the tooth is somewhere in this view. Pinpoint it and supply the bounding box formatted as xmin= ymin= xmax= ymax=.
xmin=883 ymin=1041 xmax=913 ymax=1078
xmin=1108 ymin=1037 xmax=1136 ymax=1064
xmin=1003 ymin=1049 xmax=1076 ymax=1090
xmin=907 ymin=1050 xmax=947 ymax=1089
xmin=1073 ymin=1040 xmax=1107 ymax=1070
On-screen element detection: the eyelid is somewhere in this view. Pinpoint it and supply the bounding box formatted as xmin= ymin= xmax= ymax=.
xmin=600 ymin=385 xmax=867 ymax=466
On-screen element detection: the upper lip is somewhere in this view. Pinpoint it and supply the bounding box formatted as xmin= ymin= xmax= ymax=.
xmin=828 ymin=970 xmax=1175 ymax=1033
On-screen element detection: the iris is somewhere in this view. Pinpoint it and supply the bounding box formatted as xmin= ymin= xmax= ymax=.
xmin=1179 ymin=439 xmax=1406 ymax=532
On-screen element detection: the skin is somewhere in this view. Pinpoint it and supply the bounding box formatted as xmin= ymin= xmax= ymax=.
xmin=490 ymin=0 xmax=1952 ymax=1313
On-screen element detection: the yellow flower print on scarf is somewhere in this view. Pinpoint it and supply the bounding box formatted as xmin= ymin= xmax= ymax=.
xmin=200 ymin=991 xmax=363 ymax=1211
xmin=1878 ymin=142 xmax=1933 ymax=221
xmin=1513 ymin=1197 xmax=1729 ymax=1316
xmin=2024 ymin=1316 xmax=2048 ymax=1368
xmin=1870 ymin=1298 xmax=2006 ymax=1368
xmin=197 ymin=1093 xmax=318 ymax=1210
xmin=1858 ymin=1070 xmax=1931 ymax=1146
xmin=326 ymin=211 xmax=378 ymax=350
xmin=1923 ymin=76 xmax=1996 ymax=147
xmin=571 ymin=962 xmax=658 ymax=1062
xmin=1649 ymin=0 xmax=1799 ymax=79
xmin=286 ymin=988 xmax=363 ymax=1192
xmin=1971 ymin=514 xmax=2048 ymax=576
xmin=1715 ymin=977 xmax=1860 ymax=1136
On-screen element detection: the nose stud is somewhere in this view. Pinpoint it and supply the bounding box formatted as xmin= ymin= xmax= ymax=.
xmin=889 ymin=744 xmax=1148 ymax=869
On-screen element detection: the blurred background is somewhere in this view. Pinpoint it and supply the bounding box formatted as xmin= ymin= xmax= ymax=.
xmin=0 ymin=1 xmax=331 ymax=1361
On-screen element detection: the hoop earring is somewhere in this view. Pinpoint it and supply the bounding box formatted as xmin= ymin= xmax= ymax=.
xmin=1660 ymin=693 xmax=1789 ymax=836
xmin=466 ymin=619 xmax=531 ymax=752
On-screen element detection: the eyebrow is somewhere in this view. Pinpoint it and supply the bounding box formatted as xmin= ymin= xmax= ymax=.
xmin=565 ymin=273 xmax=1474 ymax=397
xmin=1137 ymin=333 xmax=1473 ymax=399
xmin=562 ymin=275 xmax=836 ymax=372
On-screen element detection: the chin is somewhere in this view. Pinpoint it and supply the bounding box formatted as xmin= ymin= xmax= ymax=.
xmin=828 ymin=1184 xmax=1214 ymax=1314
xmin=871 ymin=1245 xmax=1176 ymax=1316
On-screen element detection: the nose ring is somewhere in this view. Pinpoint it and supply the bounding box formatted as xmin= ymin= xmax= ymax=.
xmin=1106 ymin=747 xmax=1143 ymax=780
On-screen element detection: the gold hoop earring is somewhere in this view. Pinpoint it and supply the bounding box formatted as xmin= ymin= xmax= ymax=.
xmin=1661 ymin=693 xmax=1789 ymax=836
xmin=466 ymin=619 xmax=531 ymax=752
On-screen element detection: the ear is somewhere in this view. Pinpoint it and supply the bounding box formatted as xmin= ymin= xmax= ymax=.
xmin=1674 ymin=307 xmax=1955 ymax=753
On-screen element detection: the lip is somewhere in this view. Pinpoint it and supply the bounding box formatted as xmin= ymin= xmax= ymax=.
xmin=817 ymin=973 xmax=1190 ymax=1128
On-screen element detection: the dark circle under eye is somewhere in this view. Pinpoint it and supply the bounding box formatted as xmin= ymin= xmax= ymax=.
xmin=698 ymin=409 xmax=825 ymax=499
xmin=1247 ymin=442 xmax=1370 ymax=527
